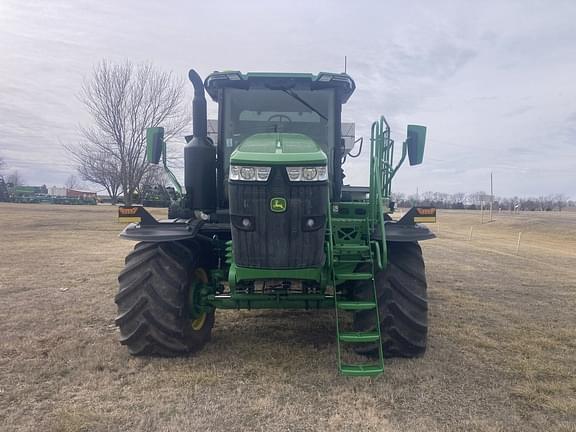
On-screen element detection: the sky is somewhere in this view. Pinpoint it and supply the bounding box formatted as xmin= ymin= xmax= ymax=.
xmin=0 ymin=0 xmax=575 ymax=198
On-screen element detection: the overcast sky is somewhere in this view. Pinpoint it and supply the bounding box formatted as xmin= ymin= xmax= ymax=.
xmin=1 ymin=0 xmax=575 ymax=198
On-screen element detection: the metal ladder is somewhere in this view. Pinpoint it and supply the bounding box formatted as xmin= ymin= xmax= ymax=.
xmin=330 ymin=216 xmax=385 ymax=377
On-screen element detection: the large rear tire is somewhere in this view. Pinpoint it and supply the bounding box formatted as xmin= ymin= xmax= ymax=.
xmin=115 ymin=241 xmax=214 ymax=356
xmin=354 ymin=241 xmax=428 ymax=358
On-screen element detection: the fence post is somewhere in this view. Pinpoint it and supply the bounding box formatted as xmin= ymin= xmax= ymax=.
xmin=515 ymin=232 xmax=523 ymax=255
xmin=468 ymin=226 xmax=473 ymax=241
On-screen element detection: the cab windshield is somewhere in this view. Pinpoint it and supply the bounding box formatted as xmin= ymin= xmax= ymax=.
xmin=222 ymin=87 xmax=336 ymax=165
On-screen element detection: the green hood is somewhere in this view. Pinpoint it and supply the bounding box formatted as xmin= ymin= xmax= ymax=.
xmin=230 ymin=133 xmax=327 ymax=165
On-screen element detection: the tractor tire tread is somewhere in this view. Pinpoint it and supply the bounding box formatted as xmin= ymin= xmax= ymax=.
xmin=354 ymin=241 xmax=428 ymax=358
xmin=115 ymin=241 xmax=213 ymax=356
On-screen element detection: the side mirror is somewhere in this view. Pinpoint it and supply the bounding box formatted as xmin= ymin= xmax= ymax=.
xmin=146 ymin=127 xmax=165 ymax=164
xmin=406 ymin=125 xmax=426 ymax=166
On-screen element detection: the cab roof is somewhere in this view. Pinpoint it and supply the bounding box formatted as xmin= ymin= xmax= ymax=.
xmin=204 ymin=71 xmax=356 ymax=104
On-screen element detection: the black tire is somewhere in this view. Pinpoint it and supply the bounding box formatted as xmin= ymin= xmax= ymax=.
xmin=115 ymin=241 xmax=214 ymax=356
xmin=353 ymin=241 xmax=428 ymax=358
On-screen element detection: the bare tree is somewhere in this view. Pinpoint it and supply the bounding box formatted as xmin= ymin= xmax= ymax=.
xmin=140 ymin=164 xmax=167 ymax=189
xmin=6 ymin=170 xmax=24 ymax=186
xmin=65 ymin=174 xmax=81 ymax=190
xmin=0 ymin=155 xmax=5 ymax=173
xmin=554 ymin=193 xmax=567 ymax=211
xmin=420 ymin=191 xmax=435 ymax=203
xmin=70 ymin=146 xmax=122 ymax=204
xmin=450 ymin=192 xmax=466 ymax=204
xmin=469 ymin=191 xmax=489 ymax=207
xmin=66 ymin=60 xmax=188 ymax=205
xmin=390 ymin=192 xmax=405 ymax=203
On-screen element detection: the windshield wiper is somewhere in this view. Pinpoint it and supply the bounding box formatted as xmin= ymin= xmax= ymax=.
xmin=282 ymin=89 xmax=328 ymax=121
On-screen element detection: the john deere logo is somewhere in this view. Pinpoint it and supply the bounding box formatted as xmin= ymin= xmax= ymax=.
xmin=270 ymin=197 xmax=287 ymax=213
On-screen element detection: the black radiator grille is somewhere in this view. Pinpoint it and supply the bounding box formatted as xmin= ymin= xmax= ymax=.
xmin=229 ymin=167 xmax=328 ymax=268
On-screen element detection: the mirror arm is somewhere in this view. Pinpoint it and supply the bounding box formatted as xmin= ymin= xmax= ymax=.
xmin=161 ymin=141 xmax=183 ymax=195
xmin=390 ymin=140 xmax=408 ymax=180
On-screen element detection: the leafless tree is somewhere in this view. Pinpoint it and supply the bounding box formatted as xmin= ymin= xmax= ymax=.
xmin=6 ymin=170 xmax=24 ymax=186
xmin=140 ymin=165 xmax=167 ymax=189
xmin=65 ymin=174 xmax=81 ymax=190
xmin=0 ymin=155 xmax=5 ymax=173
xmin=420 ymin=191 xmax=435 ymax=203
xmin=393 ymin=189 xmax=572 ymax=211
xmin=70 ymin=146 xmax=122 ymax=204
xmin=469 ymin=191 xmax=489 ymax=207
xmin=450 ymin=192 xmax=466 ymax=204
xmin=66 ymin=60 xmax=188 ymax=205
xmin=553 ymin=194 xmax=567 ymax=211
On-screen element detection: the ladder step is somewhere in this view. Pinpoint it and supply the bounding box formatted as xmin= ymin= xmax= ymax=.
xmin=334 ymin=244 xmax=370 ymax=250
xmin=333 ymin=202 xmax=369 ymax=208
xmin=331 ymin=218 xmax=366 ymax=224
xmin=339 ymin=331 xmax=380 ymax=343
xmin=333 ymin=244 xmax=370 ymax=253
xmin=335 ymin=272 xmax=373 ymax=281
xmin=333 ymin=258 xmax=372 ymax=264
xmin=336 ymin=301 xmax=376 ymax=311
xmin=340 ymin=363 xmax=383 ymax=377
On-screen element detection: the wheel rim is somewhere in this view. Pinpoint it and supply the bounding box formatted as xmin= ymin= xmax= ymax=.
xmin=191 ymin=313 xmax=207 ymax=330
xmin=189 ymin=268 xmax=208 ymax=330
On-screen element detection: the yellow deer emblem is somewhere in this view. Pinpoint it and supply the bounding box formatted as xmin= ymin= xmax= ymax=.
xmin=270 ymin=197 xmax=287 ymax=213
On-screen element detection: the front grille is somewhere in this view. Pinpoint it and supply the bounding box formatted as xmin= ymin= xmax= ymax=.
xmin=229 ymin=167 xmax=328 ymax=268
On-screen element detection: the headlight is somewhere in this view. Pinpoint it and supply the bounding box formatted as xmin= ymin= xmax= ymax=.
xmin=240 ymin=167 xmax=256 ymax=180
xmin=302 ymin=167 xmax=317 ymax=181
xmin=229 ymin=165 xmax=271 ymax=182
xmin=286 ymin=167 xmax=301 ymax=181
xmin=285 ymin=166 xmax=328 ymax=182
xmin=257 ymin=167 xmax=271 ymax=180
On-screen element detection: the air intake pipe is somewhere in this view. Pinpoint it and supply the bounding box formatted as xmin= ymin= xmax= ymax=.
xmin=185 ymin=69 xmax=216 ymax=212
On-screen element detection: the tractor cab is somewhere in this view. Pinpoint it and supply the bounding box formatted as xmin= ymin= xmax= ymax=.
xmin=201 ymin=71 xmax=355 ymax=268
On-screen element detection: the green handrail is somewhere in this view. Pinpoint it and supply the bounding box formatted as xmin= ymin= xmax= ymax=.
xmin=369 ymin=116 xmax=394 ymax=268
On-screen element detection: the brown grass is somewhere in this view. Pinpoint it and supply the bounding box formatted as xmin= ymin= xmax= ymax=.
xmin=0 ymin=204 xmax=575 ymax=431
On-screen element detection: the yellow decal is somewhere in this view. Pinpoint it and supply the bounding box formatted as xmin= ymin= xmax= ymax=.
xmin=119 ymin=207 xmax=139 ymax=215
xmin=414 ymin=216 xmax=436 ymax=223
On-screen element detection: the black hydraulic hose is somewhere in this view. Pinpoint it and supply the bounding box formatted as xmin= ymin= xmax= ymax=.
xmin=348 ymin=137 xmax=363 ymax=158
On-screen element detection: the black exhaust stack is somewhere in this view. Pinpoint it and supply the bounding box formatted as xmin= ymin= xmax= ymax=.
xmin=185 ymin=69 xmax=216 ymax=212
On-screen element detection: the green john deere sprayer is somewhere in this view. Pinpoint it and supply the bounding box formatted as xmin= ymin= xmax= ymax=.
xmin=116 ymin=69 xmax=435 ymax=376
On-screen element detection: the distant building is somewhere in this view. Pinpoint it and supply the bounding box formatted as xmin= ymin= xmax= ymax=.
xmin=48 ymin=186 xmax=96 ymax=200
xmin=48 ymin=186 xmax=67 ymax=196
xmin=66 ymin=189 xmax=97 ymax=200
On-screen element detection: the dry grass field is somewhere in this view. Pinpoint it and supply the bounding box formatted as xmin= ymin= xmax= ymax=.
xmin=1 ymin=203 xmax=575 ymax=431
